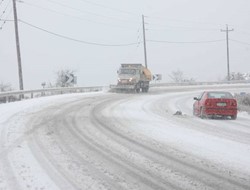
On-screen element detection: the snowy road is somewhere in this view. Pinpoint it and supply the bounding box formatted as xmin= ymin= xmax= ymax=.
xmin=0 ymin=85 xmax=250 ymax=190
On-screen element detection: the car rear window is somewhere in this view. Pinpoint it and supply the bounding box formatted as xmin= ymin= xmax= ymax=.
xmin=207 ymin=92 xmax=233 ymax=99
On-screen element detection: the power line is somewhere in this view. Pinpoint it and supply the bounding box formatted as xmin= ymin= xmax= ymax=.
xmin=147 ymin=39 xmax=225 ymax=44
xmin=147 ymin=26 xmax=219 ymax=32
xmin=136 ymin=28 xmax=141 ymax=47
xmin=0 ymin=6 xmax=12 ymax=30
xmin=146 ymin=16 xmax=223 ymax=28
xmin=20 ymin=1 xmax=138 ymax=30
xmin=0 ymin=0 xmax=5 ymax=7
xmin=41 ymin=0 xmax=140 ymax=24
xmin=230 ymin=39 xmax=250 ymax=46
xmin=144 ymin=17 xmax=221 ymax=32
xmin=146 ymin=22 xmax=219 ymax=32
xmin=121 ymin=27 xmax=142 ymax=62
xmin=0 ymin=18 xmax=13 ymax=21
xmin=77 ymin=0 xmax=138 ymax=16
xmin=0 ymin=19 xmax=5 ymax=29
xmin=0 ymin=0 xmax=11 ymax=19
xmin=19 ymin=20 xmax=140 ymax=47
xmin=235 ymin=30 xmax=250 ymax=36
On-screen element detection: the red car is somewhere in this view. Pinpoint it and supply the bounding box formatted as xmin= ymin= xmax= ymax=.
xmin=193 ymin=91 xmax=237 ymax=119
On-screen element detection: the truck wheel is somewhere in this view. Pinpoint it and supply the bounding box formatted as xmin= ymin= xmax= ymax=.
xmin=142 ymin=87 xmax=149 ymax=93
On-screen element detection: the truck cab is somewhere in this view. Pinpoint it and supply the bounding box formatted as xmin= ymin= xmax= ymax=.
xmin=114 ymin=63 xmax=152 ymax=93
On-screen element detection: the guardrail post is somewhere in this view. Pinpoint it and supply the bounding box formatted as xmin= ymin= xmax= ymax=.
xmin=19 ymin=94 xmax=23 ymax=101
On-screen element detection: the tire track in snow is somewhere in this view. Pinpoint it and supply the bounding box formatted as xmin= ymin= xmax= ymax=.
xmin=28 ymin=96 xmax=121 ymax=190
xmin=161 ymin=93 xmax=250 ymax=145
xmin=143 ymin=91 xmax=250 ymax=186
xmin=52 ymin=95 xmax=175 ymax=190
xmin=90 ymin=95 xmax=250 ymax=190
xmin=2 ymin=86 xmax=249 ymax=190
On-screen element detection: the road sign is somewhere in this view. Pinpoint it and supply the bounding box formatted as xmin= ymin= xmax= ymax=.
xmin=65 ymin=73 xmax=75 ymax=84
xmin=153 ymin=74 xmax=162 ymax=81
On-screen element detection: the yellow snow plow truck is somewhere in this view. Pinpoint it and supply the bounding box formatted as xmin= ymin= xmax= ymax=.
xmin=110 ymin=63 xmax=152 ymax=93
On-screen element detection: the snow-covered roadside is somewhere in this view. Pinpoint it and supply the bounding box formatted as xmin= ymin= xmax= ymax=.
xmin=1 ymin=85 xmax=250 ymax=189
xmin=105 ymin=90 xmax=250 ymax=178
xmin=0 ymin=92 xmax=104 ymax=190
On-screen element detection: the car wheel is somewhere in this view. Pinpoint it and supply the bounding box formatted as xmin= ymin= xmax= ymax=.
xmin=200 ymin=107 xmax=206 ymax=119
xmin=222 ymin=116 xmax=228 ymax=120
xmin=193 ymin=106 xmax=196 ymax=116
xmin=231 ymin=115 xmax=237 ymax=120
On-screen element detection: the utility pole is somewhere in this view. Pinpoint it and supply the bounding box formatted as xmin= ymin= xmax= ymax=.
xmin=142 ymin=15 xmax=148 ymax=68
xmin=12 ymin=0 xmax=24 ymax=91
xmin=221 ymin=24 xmax=234 ymax=81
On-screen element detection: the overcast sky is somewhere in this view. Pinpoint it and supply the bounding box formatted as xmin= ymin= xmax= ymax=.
xmin=1 ymin=0 xmax=250 ymax=89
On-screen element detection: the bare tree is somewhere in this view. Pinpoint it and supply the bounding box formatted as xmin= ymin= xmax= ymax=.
xmin=0 ymin=82 xmax=12 ymax=92
xmin=169 ymin=69 xmax=184 ymax=83
xmin=0 ymin=82 xmax=14 ymax=103
xmin=229 ymin=72 xmax=250 ymax=81
xmin=169 ymin=69 xmax=195 ymax=83
xmin=55 ymin=69 xmax=76 ymax=87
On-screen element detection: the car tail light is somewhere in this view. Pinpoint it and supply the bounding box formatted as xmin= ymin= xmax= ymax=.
xmin=205 ymin=100 xmax=212 ymax=106
xmin=230 ymin=100 xmax=237 ymax=106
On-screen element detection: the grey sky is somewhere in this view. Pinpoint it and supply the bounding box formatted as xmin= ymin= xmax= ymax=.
xmin=1 ymin=0 xmax=250 ymax=89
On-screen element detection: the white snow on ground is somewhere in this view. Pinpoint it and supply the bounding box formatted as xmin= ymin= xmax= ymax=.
xmin=0 ymin=92 xmax=104 ymax=190
xmin=0 ymin=86 xmax=250 ymax=189
xmin=103 ymin=88 xmax=250 ymax=176
xmin=138 ymin=99 xmax=248 ymax=171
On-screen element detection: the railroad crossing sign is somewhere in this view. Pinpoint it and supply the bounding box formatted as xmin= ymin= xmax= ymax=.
xmin=153 ymin=74 xmax=162 ymax=81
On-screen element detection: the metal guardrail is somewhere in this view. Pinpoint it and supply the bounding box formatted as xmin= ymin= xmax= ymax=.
xmin=0 ymin=86 xmax=104 ymax=103
xmin=150 ymin=80 xmax=250 ymax=87
xmin=0 ymin=80 xmax=249 ymax=104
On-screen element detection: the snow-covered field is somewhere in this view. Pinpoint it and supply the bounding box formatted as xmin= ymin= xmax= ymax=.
xmin=0 ymin=85 xmax=250 ymax=190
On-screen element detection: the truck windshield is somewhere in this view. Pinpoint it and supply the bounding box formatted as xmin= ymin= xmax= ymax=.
xmin=120 ymin=69 xmax=136 ymax=75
